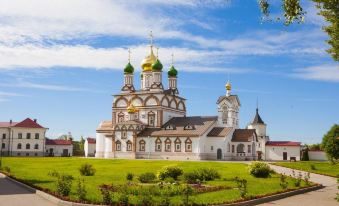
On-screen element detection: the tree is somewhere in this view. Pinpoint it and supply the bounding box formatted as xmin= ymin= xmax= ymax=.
xmin=321 ymin=124 xmax=339 ymax=163
xmin=257 ymin=0 xmax=338 ymax=61
xmin=79 ymin=136 xmax=85 ymax=152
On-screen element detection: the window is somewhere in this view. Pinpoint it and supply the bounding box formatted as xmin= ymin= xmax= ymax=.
xmin=115 ymin=140 xmax=121 ymax=151
xmin=121 ymin=130 xmax=127 ymax=139
xmin=26 ymin=143 xmax=30 ymax=149
xmin=126 ymin=141 xmax=132 ymax=151
xmin=18 ymin=133 xmax=22 ymax=139
xmin=17 ymin=153 xmax=21 ymax=156
xmin=35 ymin=133 xmax=39 ymax=139
xmin=174 ymin=138 xmax=181 ymax=152
xmin=184 ymin=124 xmax=195 ymax=130
xmin=26 ymin=133 xmax=31 ymax=139
xmin=237 ymin=144 xmax=245 ymax=153
xmin=34 ymin=153 xmax=38 ymax=156
xmin=148 ymin=112 xmax=155 ymax=127
xmin=155 ymin=137 xmax=162 ymax=152
xmin=34 ymin=144 xmax=39 ymax=150
xmin=139 ymin=140 xmax=145 ymax=151
xmin=26 ymin=153 xmax=29 ymax=156
xmin=185 ymin=138 xmax=192 ymax=152
xmin=222 ymin=106 xmax=228 ymax=124
xmin=2 ymin=134 xmax=6 ymax=139
xmin=17 ymin=143 xmax=22 ymax=149
xmin=118 ymin=113 xmax=124 ymax=123
xmin=165 ymin=124 xmax=176 ymax=130
xmin=247 ymin=145 xmax=251 ymax=153
xmin=1 ymin=143 xmax=5 ymax=149
xmin=232 ymin=145 xmax=235 ymax=153
xmin=211 ymin=146 xmax=214 ymax=151
xmin=227 ymin=143 xmax=230 ymax=152
xmin=165 ymin=138 xmax=171 ymax=152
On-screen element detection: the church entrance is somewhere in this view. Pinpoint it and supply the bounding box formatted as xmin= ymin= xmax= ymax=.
xmin=217 ymin=149 xmax=222 ymax=160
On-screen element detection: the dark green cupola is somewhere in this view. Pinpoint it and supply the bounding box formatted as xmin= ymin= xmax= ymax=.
xmin=124 ymin=62 xmax=134 ymax=74
xmin=151 ymin=59 xmax=163 ymax=71
xmin=168 ymin=65 xmax=178 ymax=77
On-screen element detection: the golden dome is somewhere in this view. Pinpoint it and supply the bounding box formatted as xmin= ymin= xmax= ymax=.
xmin=225 ymin=81 xmax=231 ymax=91
xmin=141 ymin=47 xmax=157 ymax=72
xmin=127 ymin=103 xmax=138 ymax=113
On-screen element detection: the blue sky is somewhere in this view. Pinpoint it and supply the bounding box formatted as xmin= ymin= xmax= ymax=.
xmin=0 ymin=0 xmax=338 ymax=143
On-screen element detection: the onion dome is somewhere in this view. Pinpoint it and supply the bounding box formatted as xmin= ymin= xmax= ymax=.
xmin=168 ymin=65 xmax=178 ymax=77
xmin=127 ymin=103 xmax=137 ymax=113
xmin=225 ymin=81 xmax=231 ymax=91
xmin=124 ymin=62 xmax=134 ymax=74
xmin=151 ymin=59 xmax=163 ymax=71
xmin=141 ymin=49 xmax=156 ymax=72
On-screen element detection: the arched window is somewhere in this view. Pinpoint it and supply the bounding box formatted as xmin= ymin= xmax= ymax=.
xmin=247 ymin=145 xmax=251 ymax=153
xmin=155 ymin=137 xmax=162 ymax=152
xmin=26 ymin=143 xmax=30 ymax=149
xmin=237 ymin=144 xmax=245 ymax=153
xmin=121 ymin=130 xmax=127 ymax=139
xmin=165 ymin=138 xmax=171 ymax=152
xmin=139 ymin=140 xmax=145 ymax=151
xmin=17 ymin=143 xmax=22 ymax=149
xmin=118 ymin=112 xmax=124 ymax=123
xmin=126 ymin=140 xmax=132 ymax=151
xmin=185 ymin=138 xmax=192 ymax=152
xmin=148 ymin=111 xmax=155 ymax=127
xmin=34 ymin=144 xmax=39 ymax=150
xmin=115 ymin=140 xmax=121 ymax=151
xmin=222 ymin=105 xmax=228 ymax=124
xmin=174 ymin=137 xmax=181 ymax=152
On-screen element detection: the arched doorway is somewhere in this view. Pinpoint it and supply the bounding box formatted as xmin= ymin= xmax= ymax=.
xmin=217 ymin=148 xmax=222 ymax=160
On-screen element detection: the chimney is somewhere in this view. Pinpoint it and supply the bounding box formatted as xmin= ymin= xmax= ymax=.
xmin=34 ymin=119 xmax=37 ymax=123
xmin=10 ymin=119 xmax=12 ymax=124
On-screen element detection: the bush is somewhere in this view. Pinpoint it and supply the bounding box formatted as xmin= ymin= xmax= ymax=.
xmin=2 ymin=166 xmax=10 ymax=174
xmin=158 ymin=165 xmax=183 ymax=181
xmin=79 ymin=163 xmax=96 ymax=176
xmin=99 ymin=187 xmax=112 ymax=205
xmin=126 ymin=173 xmax=134 ymax=181
xmin=119 ymin=193 xmax=129 ymax=206
xmin=248 ymin=162 xmax=272 ymax=178
xmin=48 ymin=171 xmax=74 ymax=196
xmin=76 ymin=178 xmax=87 ymax=201
xmin=279 ymin=174 xmax=288 ymax=189
xmin=138 ymin=172 xmax=156 ymax=183
xmin=184 ymin=168 xmax=221 ymax=183
xmin=234 ymin=177 xmax=247 ymax=198
xmin=310 ymin=164 xmax=316 ymax=170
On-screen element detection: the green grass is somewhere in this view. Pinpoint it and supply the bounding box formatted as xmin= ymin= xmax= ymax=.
xmin=1 ymin=157 xmax=310 ymax=205
xmin=273 ymin=161 xmax=339 ymax=177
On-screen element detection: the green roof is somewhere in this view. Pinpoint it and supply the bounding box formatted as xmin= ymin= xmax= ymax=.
xmin=168 ymin=65 xmax=178 ymax=77
xmin=124 ymin=62 xmax=134 ymax=74
xmin=151 ymin=59 xmax=163 ymax=71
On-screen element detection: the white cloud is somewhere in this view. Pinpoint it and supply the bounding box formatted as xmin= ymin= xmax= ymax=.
xmin=293 ymin=65 xmax=339 ymax=82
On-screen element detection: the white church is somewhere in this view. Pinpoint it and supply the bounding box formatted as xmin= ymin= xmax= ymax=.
xmin=95 ymin=39 xmax=301 ymax=161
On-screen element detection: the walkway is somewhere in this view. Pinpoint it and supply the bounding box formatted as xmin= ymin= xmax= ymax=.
xmin=258 ymin=164 xmax=338 ymax=206
xmin=0 ymin=173 xmax=56 ymax=206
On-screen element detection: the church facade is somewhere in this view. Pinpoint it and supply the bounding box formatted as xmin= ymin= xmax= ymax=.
xmin=95 ymin=42 xmax=272 ymax=161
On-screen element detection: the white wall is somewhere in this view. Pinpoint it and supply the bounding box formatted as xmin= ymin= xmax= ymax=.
xmin=45 ymin=145 xmax=73 ymax=156
xmin=309 ymin=151 xmax=327 ymax=161
xmin=84 ymin=141 xmax=96 ymax=157
xmin=265 ymin=146 xmax=300 ymax=161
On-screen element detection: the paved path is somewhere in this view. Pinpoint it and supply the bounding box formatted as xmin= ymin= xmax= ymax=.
xmin=258 ymin=164 xmax=338 ymax=206
xmin=0 ymin=174 xmax=56 ymax=206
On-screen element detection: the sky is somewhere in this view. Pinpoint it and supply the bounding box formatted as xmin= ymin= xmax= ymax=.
xmin=0 ymin=0 xmax=338 ymax=143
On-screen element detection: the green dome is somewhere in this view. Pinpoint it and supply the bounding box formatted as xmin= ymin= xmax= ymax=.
xmin=168 ymin=65 xmax=178 ymax=77
xmin=124 ymin=62 xmax=134 ymax=74
xmin=151 ymin=59 xmax=163 ymax=71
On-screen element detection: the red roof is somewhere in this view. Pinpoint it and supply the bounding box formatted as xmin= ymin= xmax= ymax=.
xmin=87 ymin=138 xmax=96 ymax=144
xmin=0 ymin=122 xmax=18 ymax=127
xmin=14 ymin=118 xmax=44 ymax=128
xmin=266 ymin=141 xmax=301 ymax=146
xmin=46 ymin=139 xmax=72 ymax=145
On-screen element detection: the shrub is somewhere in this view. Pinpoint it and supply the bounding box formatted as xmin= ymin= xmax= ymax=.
xmin=163 ymin=177 xmax=175 ymax=183
xmin=280 ymin=174 xmax=288 ymax=189
xmin=184 ymin=171 xmax=201 ymax=184
xmin=182 ymin=184 xmax=195 ymax=206
xmin=234 ymin=177 xmax=247 ymax=198
xmin=184 ymin=168 xmax=220 ymax=183
xmin=138 ymin=172 xmax=156 ymax=183
xmin=248 ymin=161 xmax=272 ymax=178
xmin=158 ymin=165 xmax=183 ymax=180
xmin=99 ymin=186 xmax=112 ymax=205
xmin=304 ymin=172 xmax=311 ymax=186
xmin=2 ymin=166 xmax=10 ymax=174
xmin=126 ymin=172 xmax=134 ymax=181
xmin=310 ymin=164 xmax=316 ymax=170
xmin=48 ymin=170 xmax=74 ymax=196
xmin=118 ymin=193 xmax=129 ymax=206
xmin=79 ymin=163 xmax=96 ymax=176
xmin=76 ymin=178 xmax=87 ymax=201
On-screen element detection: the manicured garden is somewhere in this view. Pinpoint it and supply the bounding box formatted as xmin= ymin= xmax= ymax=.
xmin=0 ymin=157 xmax=314 ymax=205
xmin=273 ymin=161 xmax=339 ymax=177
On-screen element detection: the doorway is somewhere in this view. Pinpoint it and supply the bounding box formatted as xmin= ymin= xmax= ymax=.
xmin=62 ymin=149 xmax=68 ymax=157
xmin=283 ymin=152 xmax=287 ymax=160
xmin=217 ymin=149 xmax=222 ymax=160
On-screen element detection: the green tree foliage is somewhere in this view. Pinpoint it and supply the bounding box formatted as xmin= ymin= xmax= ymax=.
xmin=301 ymin=147 xmax=310 ymax=161
xmin=321 ymin=124 xmax=339 ymax=163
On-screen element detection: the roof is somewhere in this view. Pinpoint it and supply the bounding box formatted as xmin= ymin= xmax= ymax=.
xmin=266 ymin=141 xmax=301 ymax=146
xmin=207 ymin=127 xmax=233 ymax=137
xmin=87 ymin=138 xmax=96 ymax=144
xmin=216 ymin=95 xmax=240 ymax=106
xmin=46 ymin=139 xmax=72 ymax=145
xmin=0 ymin=118 xmax=45 ymax=128
xmin=96 ymin=120 xmax=113 ymax=133
xmin=231 ymin=129 xmax=257 ymax=142
xmin=252 ymin=108 xmax=265 ymax=124
xmin=138 ymin=116 xmax=217 ymax=137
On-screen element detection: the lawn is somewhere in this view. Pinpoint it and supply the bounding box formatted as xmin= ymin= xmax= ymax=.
xmin=273 ymin=161 xmax=339 ymax=177
xmin=1 ymin=157 xmax=311 ymax=205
